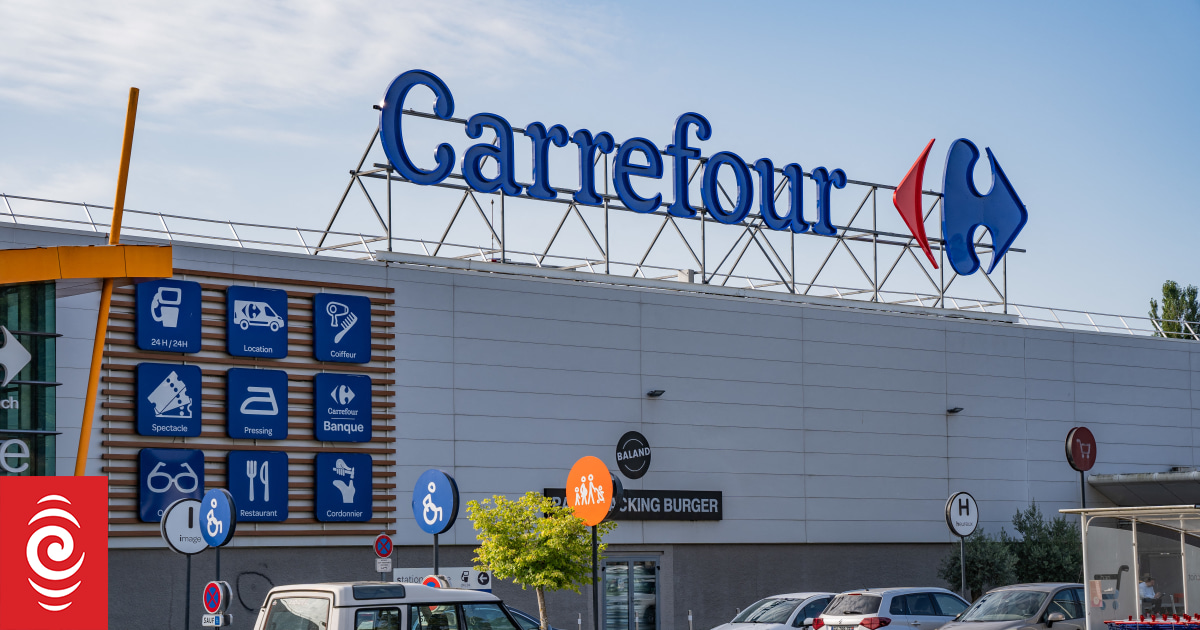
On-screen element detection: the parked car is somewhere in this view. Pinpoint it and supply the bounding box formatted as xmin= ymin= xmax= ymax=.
xmin=710 ymin=592 xmax=836 ymax=630
xmin=817 ymin=588 xmax=969 ymax=630
xmin=251 ymin=582 xmax=525 ymax=630
xmin=937 ymin=583 xmax=1085 ymax=630
xmin=508 ymin=606 xmax=564 ymax=630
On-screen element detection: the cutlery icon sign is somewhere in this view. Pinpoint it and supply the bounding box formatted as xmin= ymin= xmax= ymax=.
xmin=246 ymin=459 xmax=270 ymax=502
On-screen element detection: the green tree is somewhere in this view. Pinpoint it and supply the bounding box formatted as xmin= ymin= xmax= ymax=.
xmin=938 ymin=531 xmax=1017 ymax=601
xmin=467 ymin=492 xmax=617 ymax=630
xmin=1000 ymin=503 xmax=1082 ymax=583
xmin=1149 ymin=280 xmax=1199 ymax=339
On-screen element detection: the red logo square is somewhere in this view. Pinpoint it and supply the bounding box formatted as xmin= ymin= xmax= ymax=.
xmin=0 ymin=476 xmax=109 ymax=630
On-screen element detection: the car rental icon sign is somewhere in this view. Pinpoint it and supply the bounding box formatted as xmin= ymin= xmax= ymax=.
xmin=227 ymin=286 xmax=289 ymax=358
xmin=0 ymin=476 xmax=109 ymax=630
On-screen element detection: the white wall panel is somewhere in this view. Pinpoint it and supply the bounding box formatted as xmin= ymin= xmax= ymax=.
xmin=5 ymin=219 xmax=1195 ymax=549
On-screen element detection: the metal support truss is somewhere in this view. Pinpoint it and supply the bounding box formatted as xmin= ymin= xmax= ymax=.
xmin=322 ymin=107 xmax=1026 ymax=314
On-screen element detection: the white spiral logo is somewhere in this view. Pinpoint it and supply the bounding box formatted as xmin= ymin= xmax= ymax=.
xmin=26 ymin=494 xmax=85 ymax=612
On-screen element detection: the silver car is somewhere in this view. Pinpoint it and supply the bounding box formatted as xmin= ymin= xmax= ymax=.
xmin=711 ymin=592 xmax=837 ymax=630
xmin=939 ymin=584 xmax=1085 ymax=630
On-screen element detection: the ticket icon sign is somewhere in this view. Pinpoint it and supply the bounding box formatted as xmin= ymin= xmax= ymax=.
xmin=136 ymin=363 xmax=202 ymax=437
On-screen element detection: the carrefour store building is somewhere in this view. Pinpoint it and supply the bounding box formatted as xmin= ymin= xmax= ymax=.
xmin=1 ymin=70 xmax=1198 ymax=630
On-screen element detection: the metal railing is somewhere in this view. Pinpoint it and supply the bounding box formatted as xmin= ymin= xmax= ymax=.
xmin=1 ymin=192 xmax=1196 ymax=342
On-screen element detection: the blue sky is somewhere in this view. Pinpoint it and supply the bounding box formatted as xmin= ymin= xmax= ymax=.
xmin=0 ymin=1 xmax=1196 ymax=319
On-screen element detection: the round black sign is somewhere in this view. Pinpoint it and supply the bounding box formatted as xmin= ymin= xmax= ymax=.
xmin=616 ymin=431 xmax=651 ymax=479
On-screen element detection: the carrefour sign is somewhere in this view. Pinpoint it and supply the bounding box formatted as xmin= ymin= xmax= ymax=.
xmin=380 ymin=69 xmax=1028 ymax=277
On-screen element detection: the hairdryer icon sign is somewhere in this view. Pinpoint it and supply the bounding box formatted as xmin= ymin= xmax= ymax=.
xmin=332 ymin=458 xmax=356 ymax=503
xmin=150 ymin=287 xmax=183 ymax=328
xmin=325 ymin=301 xmax=358 ymax=343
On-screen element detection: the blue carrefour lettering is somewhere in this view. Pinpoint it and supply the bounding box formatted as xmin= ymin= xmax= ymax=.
xmin=462 ymin=113 xmax=522 ymax=196
xmin=570 ymin=129 xmax=615 ymax=206
xmin=702 ymin=152 xmax=753 ymax=225
xmin=379 ymin=69 xmax=456 ymax=186
xmin=665 ymin=113 xmax=712 ymax=219
xmin=613 ymin=137 xmax=664 ymax=214
xmin=377 ymin=71 xmax=850 ymax=235
xmin=526 ymin=122 xmax=569 ymax=200
xmin=754 ymin=158 xmax=809 ymax=234
xmin=810 ymin=167 xmax=846 ymax=236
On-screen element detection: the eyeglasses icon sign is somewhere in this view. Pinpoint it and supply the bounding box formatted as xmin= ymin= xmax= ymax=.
xmin=146 ymin=462 xmax=200 ymax=494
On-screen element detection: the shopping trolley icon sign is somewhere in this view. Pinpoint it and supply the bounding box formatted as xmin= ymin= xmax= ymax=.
xmin=137 ymin=279 xmax=202 ymax=353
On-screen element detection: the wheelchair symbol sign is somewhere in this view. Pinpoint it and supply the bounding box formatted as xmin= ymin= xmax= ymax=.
xmin=412 ymin=469 xmax=459 ymax=535
xmin=201 ymin=488 xmax=237 ymax=547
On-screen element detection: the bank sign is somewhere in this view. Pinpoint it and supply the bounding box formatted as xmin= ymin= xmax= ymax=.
xmin=381 ymin=70 xmax=1028 ymax=276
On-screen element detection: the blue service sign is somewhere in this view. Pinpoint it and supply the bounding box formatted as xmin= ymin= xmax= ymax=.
xmin=139 ymin=448 xmax=204 ymax=522
xmin=136 ymin=279 xmax=202 ymax=353
xmin=201 ymin=488 xmax=237 ymax=547
xmin=227 ymin=286 xmax=289 ymax=358
xmin=412 ymin=469 xmax=459 ymax=535
xmin=136 ymin=363 xmax=202 ymax=437
xmin=314 ymin=452 xmax=372 ymax=522
xmin=313 ymin=373 xmax=372 ymax=442
xmin=312 ymin=293 xmax=371 ymax=363
xmin=227 ymin=451 xmax=288 ymax=522
xmin=226 ymin=368 xmax=289 ymax=440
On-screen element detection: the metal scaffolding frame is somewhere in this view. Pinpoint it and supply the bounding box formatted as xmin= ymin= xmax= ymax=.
xmin=321 ymin=108 xmax=1023 ymax=314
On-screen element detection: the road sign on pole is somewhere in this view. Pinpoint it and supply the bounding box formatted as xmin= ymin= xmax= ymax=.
xmin=203 ymin=581 xmax=230 ymax=614
xmin=200 ymin=489 xmax=237 ymax=548
xmin=1066 ymin=426 xmax=1097 ymax=509
xmin=375 ymin=533 xmax=393 ymax=558
xmin=161 ymin=498 xmax=208 ymax=555
xmin=945 ymin=492 xmax=978 ymax=599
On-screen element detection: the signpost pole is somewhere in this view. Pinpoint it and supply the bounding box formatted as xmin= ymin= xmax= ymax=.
xmin=434 ymin=533 xmax=439 ymax=575
xmin=960 ymin=537 xmax=966 ymax=599
xmin=216 ymin=547 xmax=220 ymax=581
xmin=75 ymin=86 xmax=139 ymax=476
xmin=592 ymin=525 xmax=599 ymax=630
xmin=1080 ymin=470 xmax=1086 ymax=509
xmin=185 ymin=555 xmax=191 ymax=630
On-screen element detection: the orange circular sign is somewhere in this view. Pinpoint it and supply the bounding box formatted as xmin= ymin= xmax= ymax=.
xmin=566 ymin=456 xmax=613 ymax=526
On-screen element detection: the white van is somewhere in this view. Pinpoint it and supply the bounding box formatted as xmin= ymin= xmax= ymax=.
xmin=233 ymin=300 xmax=285 ymax=332
xmin=253 ymin=582 xmax=524 ymax=630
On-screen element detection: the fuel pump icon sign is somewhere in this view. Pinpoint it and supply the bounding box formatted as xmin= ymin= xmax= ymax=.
xmin=151 ymin=287 xmax=182 ymax=328
xmin=137 ymin=279 xmax=202 ymax=353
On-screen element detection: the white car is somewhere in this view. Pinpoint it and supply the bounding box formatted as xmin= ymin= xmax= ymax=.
xmin=817 ymin=588 xmax=968 ymax=630
xmin=711 ymin=592 xmax=836 ymax=630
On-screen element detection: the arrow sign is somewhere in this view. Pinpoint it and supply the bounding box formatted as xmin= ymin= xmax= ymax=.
xmin=0 ymin=327 xmax=30 ymax=387
xmin=892 ymin=139 xmax=938 ymax=268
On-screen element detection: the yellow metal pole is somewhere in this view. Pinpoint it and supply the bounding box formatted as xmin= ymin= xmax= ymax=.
xmin=75 ymin=87 xmax=139 ymax=476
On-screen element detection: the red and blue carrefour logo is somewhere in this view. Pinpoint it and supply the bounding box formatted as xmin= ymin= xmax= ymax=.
xmin=893 ymin=138 xmax=1028 ymax=276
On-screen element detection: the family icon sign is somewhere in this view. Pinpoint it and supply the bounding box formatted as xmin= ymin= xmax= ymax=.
xmin=565 ymin=456 xmax=613 ymax=527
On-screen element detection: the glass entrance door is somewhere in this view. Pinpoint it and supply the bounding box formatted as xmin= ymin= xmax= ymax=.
xmin=603 ymin=559 xmax=658 ymax=630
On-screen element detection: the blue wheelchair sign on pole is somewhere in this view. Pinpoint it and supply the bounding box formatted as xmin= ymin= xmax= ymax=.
xmin=412 ymin=469 xmax=458 ymax=575
xmin=201 ymin=488 xmax=237 ymax=548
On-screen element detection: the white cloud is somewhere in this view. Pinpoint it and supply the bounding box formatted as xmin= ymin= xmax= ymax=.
xmin=0 ymin=0 xmax=611 ymax=112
